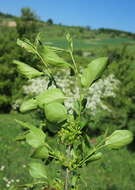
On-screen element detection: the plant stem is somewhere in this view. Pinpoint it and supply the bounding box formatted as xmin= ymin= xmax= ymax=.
xmin=36 ymin=51 xmax=60 ymax=88
xmin=64 ymin=167 xmax=70 ymax=190
xmin=70 ymin=51 xmax=78 ymax=75
xmin=64 ymin=145 xmax=71 ymax=190
xmin=36 ymin=51 xmax=52 ymax=76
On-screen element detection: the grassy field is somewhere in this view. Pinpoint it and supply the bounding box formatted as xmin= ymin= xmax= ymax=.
xmin=41 ymin=37 xmax=135 ymax=49
xmin=0 ymin=113 xmax=135 ymax=190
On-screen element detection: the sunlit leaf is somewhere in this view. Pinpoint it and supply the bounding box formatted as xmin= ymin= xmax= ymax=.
xmin=41 ymin=45 xmax=71 ymax=68
xmin=29 ymin=161 xmax=47 ymax=179
xmin=15 ymin=120 xmax=36 ymax=131
xmin=17 ymin=38 xmax=36 ymax=54
xmin=20 ymin=98 xmax=38 ymax=113
xmin=15 ymin=120 xmax=46 ymax=148
xmin=36 ymin=88 xmax=65 ymax=108
xmin=26 ymin=127 xmax=46 ymax=148
xmin=13 ymin=60 xmax=43 ymax=79
xmin=44 ymin=102 xmax=67 ymax=123
xmin=81 ymin=57 xmax=108 ymax=87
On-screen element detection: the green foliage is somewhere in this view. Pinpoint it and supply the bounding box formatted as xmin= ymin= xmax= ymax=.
xmin=13 ymin=60 xmax=43 ymax=79
xmin=20 ymin=98 xmax=38 ymax=112
xmin=32 ymin=145 xmax=49 ymax=159
xmin=105 ymin=130 xmax=133 ymax=150
xmin=17 ymin=39 xmax=36 ymax=54
xmin=29 ymin=161 xmax=47 ymax=179
xmin=0 ymin=8 xmax=42 ymax=113
xmin=81 ymin=57 xmax=108 ymax=87
xmin=46 ymin=18 xmax=53 ymax=25
xmin=14 ymin=34 xmax=133 ymax=190
xmin=21 ymin=8 xmax=38 ymax=21
xmin=36 ymin=88 xmax=65 ymax=108
xmin=0 ymin=8 xmax=135 ymax=190
xmin=44 ymin=102 xmax=67 ymax=123
xmin=41 ymin=45 xmax=72 ymax=68
xmin=15 ymin=120 xmax=46 ymax=148
xmin=0 ymin=26 xmax=18 ymax=112
xmin=16 ymin=7 xmax=40 ymax=39
xmin=0 ymin=113 xmax=135 ymax=190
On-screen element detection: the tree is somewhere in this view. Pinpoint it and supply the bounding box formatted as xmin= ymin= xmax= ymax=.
xmin=47 ymin=18 xmax=53 ymax=25
xmin=21 ymin=7 xmax=38 ymax=21
xmin=16 ymin=8 xmax=40 ymax=39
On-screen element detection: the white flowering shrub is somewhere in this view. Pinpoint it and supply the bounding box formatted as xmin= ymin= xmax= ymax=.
xmin=22 ymin=72 xmax=120 ymax=115
xmin=86 ymin=74 xmax=120 ymax=115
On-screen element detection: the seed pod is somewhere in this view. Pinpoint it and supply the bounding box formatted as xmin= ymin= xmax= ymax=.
xmin=105 ymin=130 xmax=133 ymax=150
xmin=88 ymin=152 xmax=103 ymax=162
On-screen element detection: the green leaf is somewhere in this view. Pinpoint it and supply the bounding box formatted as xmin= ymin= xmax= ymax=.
xmin=15 ymin=120 xmax=36 ymax=131
xmin=82 ymin=140 xmax=90 ymax=155
xmin=41 ymin=45 xmax=71 ymax=68
xmin=36 ymin=88 xmax=65 ymax=108
xmin=81 ymin=57 xmax=108 ymax=87
xmin=32 ymin=145 xmax=49 ymax=159
xmin=44 ymin=102 xmax=67 ymax=123
xmin=66 ymin=33 xmax=73 ymax=52
xmin=13 ymin=60 xmax=43 ymax=79
xmin=20 ymin=98 xmax=38 ymax=113
xmin=73 ymin=100 xmax=80 ymax=115
xmin=26 ymin=128 xmax=46 ymax=148
xmin=17 ymin=38 xmax=36 ymax=54
xmin=79 ymin=117 xmax=88 ymax=130
xmin=48 ymin=46 xmax=67 ymax=53
xmin=105 ymin=130 xmax=133 ymax=150
xmin=29 ymin=161 xmax=47 ymax=179
xmin=15 ymin=120 xmax=46 ymax=148
xmin=46 ymin=121 xmax=62 ymax=133
xmin=15 ymin=132 xmax=28 ymax=141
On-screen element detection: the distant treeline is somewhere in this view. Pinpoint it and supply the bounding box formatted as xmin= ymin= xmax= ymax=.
xmin=99 ymin=28 xmax=135 ymax=37
xmin=0 ymin=12 xmax=15 ymax=19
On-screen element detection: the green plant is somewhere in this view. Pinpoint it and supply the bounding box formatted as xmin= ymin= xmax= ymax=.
xmin=14 ymin=33 xmax=133 ymax=190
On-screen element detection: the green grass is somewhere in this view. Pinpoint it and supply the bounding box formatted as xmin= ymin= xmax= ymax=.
xmin=0 ymin=113 xmax=135 ymax=190
xmin=41 ymin=37 xmax=135 ymax=49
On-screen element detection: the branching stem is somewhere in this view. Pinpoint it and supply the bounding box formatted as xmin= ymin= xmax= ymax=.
xmin=64 ymin=145 xmax=71 ymax=190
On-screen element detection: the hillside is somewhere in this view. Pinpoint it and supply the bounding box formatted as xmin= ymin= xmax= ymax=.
xmin=0 ymin=11 xmax=135 ymax=49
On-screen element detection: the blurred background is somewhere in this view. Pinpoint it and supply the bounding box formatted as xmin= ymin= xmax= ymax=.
xmin=0 ymin=0 xmax=135 ymax=189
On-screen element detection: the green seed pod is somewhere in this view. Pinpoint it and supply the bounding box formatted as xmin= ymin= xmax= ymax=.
xmin=20 ymin=98 xmax=38 ymax=113
xmin=89 ymin=152 xmax=103 ymax=162
xmin=105 ymin=130 xmax=133 ymax=150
